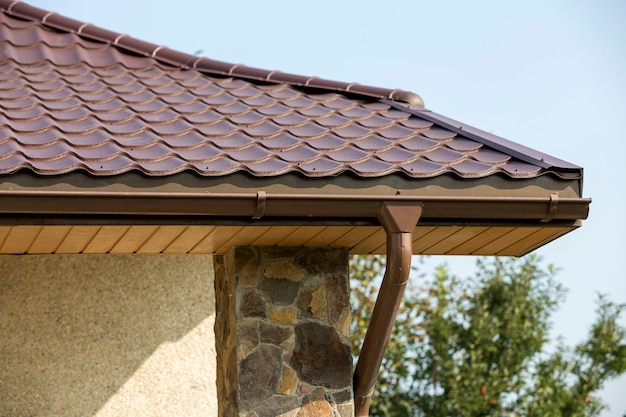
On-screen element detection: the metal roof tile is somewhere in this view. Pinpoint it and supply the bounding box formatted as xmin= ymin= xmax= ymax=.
xmin=64 ymin=130 xmax=112 ymax=146
xmin=149 ymin=83 xmax=186 ymax=95
xmin=449 ymin=159 xmax=497 ymax=177
xmin=276 ymin=145 xmax=319 ymax=163
xmin=255 ymin=103 xmax=292 ymax=116
xmin=500 ymin=160 xmax=543 ymax=176
xmin=109 ymin=82 xmax=147 ymax=95
xmin=3 ymin=130 xmax=48 ymax=149
xmin=255 ymin=133 xmax=300 ymax=150
xmin=377 ymin=125 xmax=416 ymax=139
xmin=357 ymin=115 xmax=394 ymax=129
xmin=182 ymin=109 xmax=223 ymax=124
xmin=127 ymin=155 xmax=187 ymax=175
xmin=172 ymin=143 xmax=222 ymax=161
xmin=315 ymin=114 xmax=351 ymax=128
xmin=297 ymin=157 xmax=344 ymax=176
xmin=122 ymin=142 xmax=174 ymax=161
xmin=147 ymin=119 xmax=196 ymax=136
xmin=352 ymin=136 xmax=394 ymax=151
xmin=241 ymin=95 xmax=276 ymax=107
xmin=338 ymin=106 xmax=377 ymax=119
xmin=201 ymin=92 xmax=237 ymax=106
xmin=270 ymin=112 xmax=309 ymax=127
xmin=89 ymin=98 xmax=133 ymax=112
xmin=168 ymin=100 xmax=210 ymax=114
xmin=324 ymin=146 xmax=370 ymax=163
xmin=157 ymin=91 xmax=198 ymax=105
xmin=351 ymin=158 xmax=395 ymax=176
xmin=229 ymin=86 xmax=264 ymax=98
xmin=287 ymin=123 xmax=328 ymax=138
xmin=471 ymin=148 xmax=512 ymax=164
xmin=77 ymin=88 xmax=119 ymax=103
xmin=215 ymin=101 xmax=250 ymax=115
xmin=321 ymin=97 xmax=357 ymax=110
xmin=380 ymin=109 xmax=410 ymax=120
xmin=243 ymin=157 xmax=292 ymax=176
xmin=208 ymin=132 xmax=255 ymax=150
xmin=0 ymin=95 xmax=37 ymax=109
xmin=0 ymin=3 xmax=580 ymax=182
xmin=2 ymin=105 xmax=47 ymax=120
xmin=281 ymin=96 xmax=316 ymax=109
xmin=70 ymin=80 xmax=110 ymax=93
xmin=164 ymin=131 xmax=209 ymax=148
xmin=0 ymin=139 xmax=20 ymax=155
xmin=262 ymin=85 xmax=301 ymax=100
xmin=228 ymin=111 xmax=266 ymax=126
xmin=241 ymin=121 xmax=282 ymax=138
xmin=374 ymin=147 xmax=420 ymax=163
xmin=399 ymin=158 xmax=446 ymax=176
xmin=137 ymin=109 xmax=180 ymax=124
xmin=333 ymin=124 xmax=372 ymax=139
xmin=306 ymin=134 xmax=346 ymax=151
xmin=0 ymin=77 xmax=28 ymax=90
xmin=198 ymin=155 xmax=240 ymax=175
xmin=446 ymin=137 xmax=483 ymax=152
xmin=196 ymin=120 xmax=239 ymax=137
xmin=0 ymin=153 xmax=28 ymax=171
xmin=421 ymin=127 xmax=457 ymax=140
xmin=296 ymin=105 xmax=334 ymax=118
xmin=423 ymin=147 xmax=465 ymax=164
xmin=94 ymin=107 xmax=135 ymax=122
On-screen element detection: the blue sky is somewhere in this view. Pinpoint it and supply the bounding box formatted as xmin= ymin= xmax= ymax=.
xmin=25 ymin=1 xmax=626 ymax=414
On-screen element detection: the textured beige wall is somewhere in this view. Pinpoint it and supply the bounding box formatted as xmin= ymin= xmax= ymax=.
xmin=0 ymin=254 xmax=217 ymax=417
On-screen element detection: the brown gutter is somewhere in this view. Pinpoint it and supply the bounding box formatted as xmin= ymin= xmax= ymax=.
xmin=353 ymin=202 xmax=422 ymax=416
xmin=0 ymin=191 xmax=590 ymax=222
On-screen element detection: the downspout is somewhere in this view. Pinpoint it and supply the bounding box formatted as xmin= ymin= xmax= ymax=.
xmin=353 ymin=202 xmax=423 ymax=417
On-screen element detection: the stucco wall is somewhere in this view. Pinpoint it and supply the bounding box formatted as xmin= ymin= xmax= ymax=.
xmin=0 ymin=254 xmax=217 ymax=417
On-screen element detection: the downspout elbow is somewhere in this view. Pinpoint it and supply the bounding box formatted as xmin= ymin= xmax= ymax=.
xmin=353 ymin=202 xmax=422 ymax=416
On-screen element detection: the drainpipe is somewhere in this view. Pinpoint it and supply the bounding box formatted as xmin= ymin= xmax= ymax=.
xmin=353 ymin=202 xmax=423 ymax=417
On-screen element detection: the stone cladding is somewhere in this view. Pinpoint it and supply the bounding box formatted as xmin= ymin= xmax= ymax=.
xmin=214 ymin=247 xmax=354 ymax=417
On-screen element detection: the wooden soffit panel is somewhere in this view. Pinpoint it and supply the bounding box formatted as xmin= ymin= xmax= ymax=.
xmin=0 ymin=224 xmax=578 ymax=257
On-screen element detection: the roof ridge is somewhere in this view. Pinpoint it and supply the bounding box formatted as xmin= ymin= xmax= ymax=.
xmin=0 ymin=0 xmax=425 ymax=107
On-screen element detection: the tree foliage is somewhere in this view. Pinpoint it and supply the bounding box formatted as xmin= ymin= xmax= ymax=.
xmin=350 ymin=255 xmax=626 ymax=417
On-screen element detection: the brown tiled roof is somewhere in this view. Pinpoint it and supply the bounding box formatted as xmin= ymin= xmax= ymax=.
xmin=0 ymin=1 xmax=582 ymax=180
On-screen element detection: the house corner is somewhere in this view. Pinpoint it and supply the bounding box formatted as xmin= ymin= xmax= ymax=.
xmin=214 ymin=246 xmax=354 ymax=417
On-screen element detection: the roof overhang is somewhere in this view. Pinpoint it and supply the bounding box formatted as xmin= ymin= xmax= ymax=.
xmin=0 ymin=171 xmax=589 ymax=256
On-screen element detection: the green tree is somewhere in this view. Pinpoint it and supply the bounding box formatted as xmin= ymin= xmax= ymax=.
xmin=350 ymin=255 xmax=626 ymax=417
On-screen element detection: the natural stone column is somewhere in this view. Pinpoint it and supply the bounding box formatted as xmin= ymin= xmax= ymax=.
xmin=214 ymin=247 xmax=354 ymax=417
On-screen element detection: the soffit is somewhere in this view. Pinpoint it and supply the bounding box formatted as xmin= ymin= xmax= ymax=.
xmin=0 ymin=224 xmax=579 ymax=257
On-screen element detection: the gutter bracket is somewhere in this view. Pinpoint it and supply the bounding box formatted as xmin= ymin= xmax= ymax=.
xmin=252 ymin=191 xmax=266 ymax=219
xmin=541 ymin=193 xmax=559 ymax=223
xmin=353 ymin=201 xmax=422 ymax=417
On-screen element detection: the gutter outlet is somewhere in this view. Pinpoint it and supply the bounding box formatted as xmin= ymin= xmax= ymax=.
xmin=353 ymin=202 xmax=422 ymax=416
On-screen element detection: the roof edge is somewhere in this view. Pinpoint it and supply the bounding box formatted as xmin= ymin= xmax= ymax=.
xmin=0 ymin=190 xmax=591 ymax=222
xmin=0 ymin=0 xmax=425 ymax=107
xmin=383 ymin=99 xmax=583 ymax=173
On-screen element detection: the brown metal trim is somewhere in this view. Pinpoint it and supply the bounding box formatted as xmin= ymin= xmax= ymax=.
xmin=0 ymin=190 xmax=590 ymax=222
xmin=382 ymin=99 xmax=583 ymax=174
xmin=353 ymin=202 xmax=422 ymax=416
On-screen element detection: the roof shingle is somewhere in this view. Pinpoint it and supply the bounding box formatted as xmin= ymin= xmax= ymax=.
xmin=0 ymin=1 xmax=581 ymax=180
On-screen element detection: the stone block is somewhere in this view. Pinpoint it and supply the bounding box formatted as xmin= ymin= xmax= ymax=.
xmin=216 ymin=247 xmax=353 ymax=417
